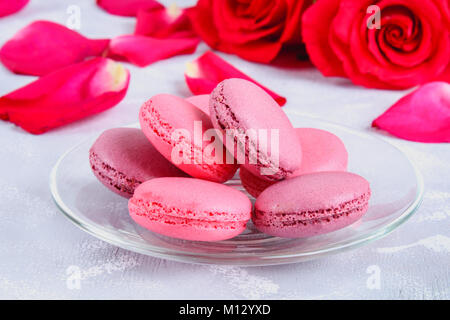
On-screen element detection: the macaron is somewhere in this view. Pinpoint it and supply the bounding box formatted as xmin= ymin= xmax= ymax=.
xmin=210 ymin=78 xmax=302 ymax=181
xmin=253 ymin=172 xmax=371 ymax=238
xmin=240 ymin=128 xmax=348 ymax=197
xmin=139 ymin=94 xmax=238 ymax=183
xmin=186 ymin=94 xmax=210 ymax=115
xmin=128 ymin=177 xmax=252 ymax=241
xmin=89 ymin=128 xmax=188 ymax=198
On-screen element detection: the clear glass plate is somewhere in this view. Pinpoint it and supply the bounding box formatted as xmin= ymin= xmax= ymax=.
xmin=50 ymin=113 xmax=424 ymax=266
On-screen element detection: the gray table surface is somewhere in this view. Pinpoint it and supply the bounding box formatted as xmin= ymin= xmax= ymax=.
xmin=0 ymin=0 xmax=448 ymax=299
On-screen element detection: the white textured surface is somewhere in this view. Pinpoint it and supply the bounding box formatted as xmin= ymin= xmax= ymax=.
xmin=0 ymin=0 xmax=449 ymax=300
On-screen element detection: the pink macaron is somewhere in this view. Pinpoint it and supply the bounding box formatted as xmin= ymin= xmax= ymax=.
xmin=253 ymin=172 xmax=371 ymax=238
xmin=240 ymin=128 xmax=348 ymax=197
xmin=210 ymin=78 xmax=302 ymax=181
xmin=89 ymin=128 xmax=188 ymax=198
xmin=186 ymin=94 xmax=210 ymax=115
xmin=128 ymin=177 xmax=252 ymax=241
xmin=139 ymin=94 xmax=238 ymax=183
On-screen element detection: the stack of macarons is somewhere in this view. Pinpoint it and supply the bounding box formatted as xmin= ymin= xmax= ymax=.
xmin=89 ymin=78 xmax=371 ymax=241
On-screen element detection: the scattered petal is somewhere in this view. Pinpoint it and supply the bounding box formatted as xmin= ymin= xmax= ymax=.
xmin=185 ymin=51 xmax=286 ymax=106
xmin=0 ymin=0 xmax=29 ymax=18
xmin=372 ymin=82 xmax=450 ymax=143
xmin=135 ymin=3 xmax=197 ymax=38
xmin=108 ymin=34 xmax=200 ymax=67
xmin=0 ymin=58 xmax=130 ymax=134
xmin=96 ymin=0 xmax=163 ymax=17
xmin=0 ymin=21 xmax=110 ymax=76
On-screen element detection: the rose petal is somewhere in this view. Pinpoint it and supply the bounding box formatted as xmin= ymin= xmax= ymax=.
xmin=108 ymin=34 xmax=200 ymax=67
xmin=0 ymin=0 xmax=28 ymax=17
xmin=184 ymin=51 xmax=286 ymax=106
xmin=0 ymin=21 xmax=110 ymax=76
xmin=372 ymin=82 xmax=450 ymax=143
xmin=96 ymin=0 xmax=163 ymax=17
xmin=135 ymin=4 xmax=197 ymax=39
xmin=188 ymin=0 xmax=313 ymax=63
xmin=0 ymin=58 xmax=130 ymax=134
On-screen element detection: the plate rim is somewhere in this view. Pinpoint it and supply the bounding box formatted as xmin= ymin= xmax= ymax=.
xmin=49 ymin=115 xmax=424 ymax=266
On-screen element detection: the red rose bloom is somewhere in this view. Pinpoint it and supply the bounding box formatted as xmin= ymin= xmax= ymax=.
xmin=188 ymin=0 xmax=313 ymax=63
xmin=302 ymin=0 xmax=450 ymax=89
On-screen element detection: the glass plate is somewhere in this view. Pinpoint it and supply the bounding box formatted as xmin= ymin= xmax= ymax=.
xmin=50 ymin=113 xmax=424 ymax=266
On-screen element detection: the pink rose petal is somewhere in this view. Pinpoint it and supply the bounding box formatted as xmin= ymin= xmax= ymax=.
xmin=0 ymin=21 xmax=110 ymax=76
xmin=185 ymin=51 xmax=286 ymax=106
xmin=96 ymin=0 xmax=163 ymax=17
xmin=108 ymin=34 xmax=200 ymax=67
xmin=0 ymin=58 xmax=130 ymax=134
xmin=372 ymin=82 xmax=450 ymax=143
xmin=0 ymin=0 xmax=29 ymax=18
xmin=135 ymin=3 xmax=197 ymax=39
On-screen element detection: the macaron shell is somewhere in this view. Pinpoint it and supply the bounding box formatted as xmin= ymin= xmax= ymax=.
xmin=90 ymin=153 xmax=138 ymax=198
xmin=89 ymin=128 xmax=188 ymax=198
xmin=186 ymin=94 xmax=210 ymax=115
xmin=129 ymin=204 xmax=247 ymax=241
xmin=129 ymin=177 xmax=252 ymax=241
xmin=253 ymin=171 xmax=371 ymax=238
xmin=257 ymin=172 xmax=370 ymax=213
xmin=240 ymin=128 xmax=348 ymax=197
xmin=209 ymin=78 xmax=302 ymax=180
xmin=132 ymin=177 xmax=251 ymax=219
xmin=294 ymin=128 xmax=347 ymax=173
xmin=139 ymin=94 xmax=238 ymax=182
xmin=253 ymin=204 xmax=368 ymax=238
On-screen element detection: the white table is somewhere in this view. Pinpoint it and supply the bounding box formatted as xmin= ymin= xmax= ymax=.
xmin=0 ymin=0 xmax=448 ymax=299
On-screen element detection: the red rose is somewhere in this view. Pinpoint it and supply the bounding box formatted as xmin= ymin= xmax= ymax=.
xmin=302 ymin=0 xmax=450 ymax=89
xmin=188 ymin=0 xmax=313 ymax=63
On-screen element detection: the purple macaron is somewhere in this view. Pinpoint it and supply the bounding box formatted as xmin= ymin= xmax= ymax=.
xmin=253 ymin=171 xmax=371 ymax=238
xmin=209 ymin=78 xmax=302 ymax=181
xmin=89 ymin=127 xmax=188 ymax=198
